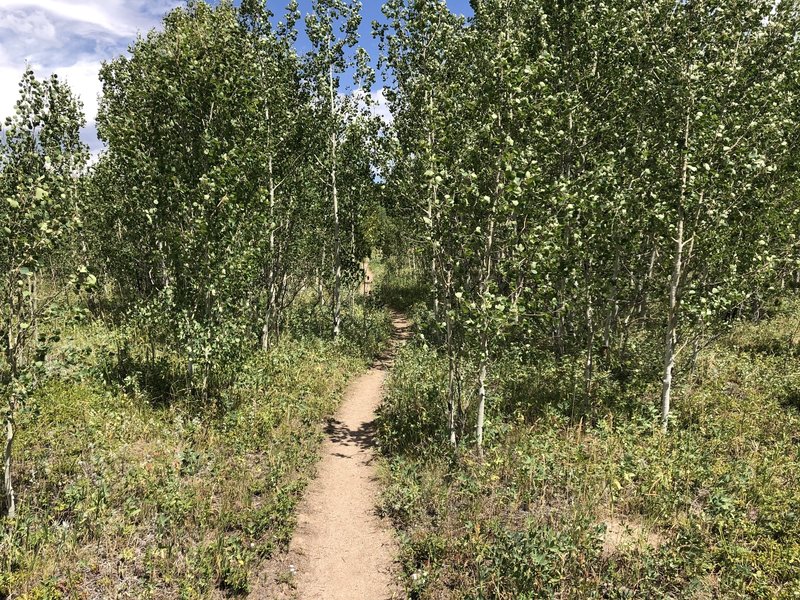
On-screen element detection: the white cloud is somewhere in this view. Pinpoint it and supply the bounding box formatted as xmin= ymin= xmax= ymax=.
xmin=0 ymin=64 xmax=25 ymax=120
xmin=0 ymin=8 xmax=57 ymax=40
xmin=1 ymin=0 xmax=161 ymax=39
xmin=352 ymin=87 xmax=394 ymax=125
xmin=56 ymin=59 xmax=104 ymax=124
xmin=370 ymin=88 xmax=393 ymax=125
xmin=0 ymin=0 xmax=182 ymax=150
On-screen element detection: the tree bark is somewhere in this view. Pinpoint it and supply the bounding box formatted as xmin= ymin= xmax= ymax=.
xmin=329 ymin=64 xmax=341 ymax=339
xmin=584 ymin=303 xmax=595 ymax=396
xmin=661 ymin=110 xmax=691 ymax=433
xmin=262 ymin=126 xmax=277 ymax=351
xmin=661 ymin=216 xmax=684 ymax=433
xmin=637 ymin=242 xmax=659 ymax=320
xmin=475 ymin=198 xmax=497 ymax=456
xmin=4 ymin=401 xmax=15 ymax=518
xmin=476 ymin=330 xmax=488 ymax=454
xmin=445 ymin=266 xmax=457 ymax=447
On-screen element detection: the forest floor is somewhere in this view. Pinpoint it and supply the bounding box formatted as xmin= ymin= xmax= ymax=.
xmin=2 ymin=300 xmax=395 ymax=598
xmin=378 ymin=301 xmax=800 ymax=598
xmin=249 ymin=312 xmax=411 ymax=600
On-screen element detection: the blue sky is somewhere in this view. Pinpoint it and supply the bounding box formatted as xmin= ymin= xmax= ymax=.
xmin=0 ymin=0 xmax=473 ymax=153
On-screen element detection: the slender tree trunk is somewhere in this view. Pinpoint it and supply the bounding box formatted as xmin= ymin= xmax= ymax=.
xmin=262 ymin=127 xmax=277 ymax=351
xmin=427 ymin=93 xmax=440 ymax=321
xmin=331 ymin=144 xmax=341 ymax=338
xmin=619 ymin=311 xmax=633 ymax=381
xmin=661 ymin=216 xmax=684 ymax=433
xmin=447 ymin=346 xmax=457 ymax=447
xmin=637 ymin=242 xmax=659 ymax=319
xmin=476 ymin=329 xmax=488 ymax=454
xmin=4 ymin=410 xmax=14 ymax=518
xmin=445 ymin=266 xmax=457 ymax=447
xmin=3 ymin=306 xmax=17 ymax=517
xmin=278 ymin=271 xmax=288 ymax=339
xmin=603 ymin=253 xmax=620 ymax=360
xmin=202 ymin=363 xmax=210 ymax=404
xmin=30 ymin=276 xmax=37 ymax=344
xmin=690 ymin=335 xmax=701 ymax=375
xmin=584 ymin=304 xmax=595 ymax=396
xmin=329 ymin=65 xmax=341 ymax=339
xmin=475 ymin=65 xmax=507 ymax=452
xmin=555 ymin=285 xmax=567 ymax=358
xmin=315 ymin=251 xmax=325 ymax=336
xmin=455 ymin=352 xmax=465 ymax=440
xmin=662 ymin=111 xmax=691 ymax=433
xmin=430 ymin=254 xmax=438 ymax=319
xmin=475 ymin=201 xmax=497 ymax=456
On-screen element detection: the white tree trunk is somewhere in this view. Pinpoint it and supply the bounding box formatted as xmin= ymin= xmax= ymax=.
xmin=661 ymin=216 xmax=684 ymax=433
xmin=662 ymin=109 xmax=692 ymax=433
xmin=262 ymin=139 xmax=277 ymax=352
xmin=475 ymin=211 xmax=496 ymax=455
xmin=329 ymin=65 xmax=341 ymax=339
xmin=476 ymin=331 xmax=488 ymax=455
xmin=584 ymin=304 xmax=595 ymax=395
xmin=445 ymin=268 xmax=457 ymax=447
xmin=4 ymin=406 xmax=15 ymax=518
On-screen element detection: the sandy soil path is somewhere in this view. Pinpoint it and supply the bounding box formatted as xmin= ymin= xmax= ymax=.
xmin=249 ymin=313 xmax=410 ymax=599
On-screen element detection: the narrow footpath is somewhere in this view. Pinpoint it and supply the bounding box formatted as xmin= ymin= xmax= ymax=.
xmin=250 ymin=313 xmax=411 ymax=600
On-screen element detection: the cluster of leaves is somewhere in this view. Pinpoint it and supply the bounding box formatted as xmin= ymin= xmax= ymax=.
xmin=1 ymin=67 xmax=90 ymax=516
xmin=379 ymin=0 xmax=800 ymax=445
xmin=378 ymin=304 xmax=800 ymax=598
xmin=89 ymin=0 xmax=383 ymax=400
xmin=2 ymin=0 xmax=387 ymax=520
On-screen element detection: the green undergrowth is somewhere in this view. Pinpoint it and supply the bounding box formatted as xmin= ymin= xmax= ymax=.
xmin=378 ymin=306 xmax=800 ymax=599
xmin=1 ymin=305 xmax=392 ymax=598
xmin=373 ymin=260 xmax=428 ymax=316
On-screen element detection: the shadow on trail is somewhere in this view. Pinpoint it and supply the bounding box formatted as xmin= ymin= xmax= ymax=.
xmin=323 ymin=313 xmax=412 ymax=455
xmin=374 ymin=312 xmax=413 ymax=371
xmin=325 ymin=417 xmax=378 ymax=452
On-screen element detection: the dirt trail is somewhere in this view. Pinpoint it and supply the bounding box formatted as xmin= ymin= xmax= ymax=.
xmin=250 ymin=313 xmax=410 ymax=599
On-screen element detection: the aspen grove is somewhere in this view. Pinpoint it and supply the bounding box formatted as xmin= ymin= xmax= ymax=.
xmin=380 ymin=0 xmax=800 ymax=446
xmin=2 ymin=0 xmax=800 ymax=596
